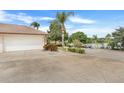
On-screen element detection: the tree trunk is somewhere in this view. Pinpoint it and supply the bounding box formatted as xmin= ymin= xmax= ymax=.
xmin=62 ymin=33 xmax=64 ymax=46
xmin=55 ymin=40 xmax=56 ymax=44
xmin=95 ymin=41 xmax=98 ymax=48
xmin=37 ymin=27 xmax=39 ymax=30
xmin=61 ymin=24 xmax=65 ymax=47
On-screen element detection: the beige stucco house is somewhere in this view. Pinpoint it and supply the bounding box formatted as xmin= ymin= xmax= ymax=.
xmin=0 ymin=23 xmax=47 ymax=53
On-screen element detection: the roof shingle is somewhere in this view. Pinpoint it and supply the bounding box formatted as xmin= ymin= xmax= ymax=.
xmin=0 ymin=23 xmax=47 ymax=35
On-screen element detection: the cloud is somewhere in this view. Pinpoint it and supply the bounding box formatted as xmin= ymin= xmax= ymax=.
xmin=0 ymin=11 xmax=34 ymax=24
xmin=39 ymin=26 xmax=49 ymax=32
xmin=69 ymin=16 xmax=96 ymax=24
xmin=65 ymin=24 xmax=72 ymax=29
xmin=10 ymin=13 xmax=34 ymax=24
xmin=39 ymin=17 xmax=54 ymax=21
xmin=0 ymin=10 xmax=13 ymax=22
xmin=0 ymin=10 xmax=54 ymax=24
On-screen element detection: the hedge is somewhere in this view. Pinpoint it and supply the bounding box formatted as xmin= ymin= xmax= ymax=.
xmin=68 ymin=47 xmax=85 ymax=54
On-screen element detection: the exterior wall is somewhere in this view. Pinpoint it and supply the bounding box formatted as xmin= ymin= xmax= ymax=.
xmin=0 ymin=34 xmax=3 ymax=53
xmin=3 ymin=34 xmax=45 ymax=52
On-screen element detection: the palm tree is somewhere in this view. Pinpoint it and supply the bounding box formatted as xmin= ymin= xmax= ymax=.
xmin=93 ymin=35 xmax=98 ymax=48
xmin=56 ymin=12 xmax=74 ymax=47
xmin=105 ymin=34 xmax=112 ymax=48
xmin=49 ymin=20 xmax=61 ymax=44
xmin=31 ymin=22 xmax=40 ymax=30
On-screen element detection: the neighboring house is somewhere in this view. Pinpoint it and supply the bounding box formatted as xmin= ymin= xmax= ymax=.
xmin=0 ymin=23 xmax=47 ymax=53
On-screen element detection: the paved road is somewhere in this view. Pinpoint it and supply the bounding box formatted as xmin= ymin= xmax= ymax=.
xmin=0 ymin=49 xmax=124 ymax=83
xmin=85 ymin=49 xmax=124 ymax=62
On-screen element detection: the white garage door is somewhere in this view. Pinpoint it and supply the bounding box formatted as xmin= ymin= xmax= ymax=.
xmin=4 ymin=34 xmax=44 ymax=51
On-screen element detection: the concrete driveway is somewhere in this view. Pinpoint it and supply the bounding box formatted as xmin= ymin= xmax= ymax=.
xmin=0 ymin=49 xmax=124 ymax=83
xmin=85 ymin=49 xmax=124 ymax=62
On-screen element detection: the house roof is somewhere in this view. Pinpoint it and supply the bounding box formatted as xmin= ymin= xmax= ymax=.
xmin=0 ymin=23 xmax=47 ymax=35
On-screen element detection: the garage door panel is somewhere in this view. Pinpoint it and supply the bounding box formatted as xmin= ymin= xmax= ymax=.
xmin=4 ymin=34 xmax=44 ymax=51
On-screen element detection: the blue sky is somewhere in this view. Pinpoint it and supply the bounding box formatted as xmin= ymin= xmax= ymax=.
xmin=0 ymin=10 xmax=124 ymax=37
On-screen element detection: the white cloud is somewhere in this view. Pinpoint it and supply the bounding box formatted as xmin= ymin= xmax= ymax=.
xmin=65 ymin=24 xmax=72 ymax=29
xmin=39 ymin=17 xmax=54 ymax=21
xmin=10 ymin=13 xmax=34 ymax=24
xmin=0 ymin=10 xmax=12 ymax=22
xmin=0 ymin=10 xmax=54 ymax=24
xmin=0 ymin=10 xmax=34 ymax=24
xmin=69 ymin=16 xmax=96 ymax=24
xmin=39 ymin=26 xmax=49 ymax=32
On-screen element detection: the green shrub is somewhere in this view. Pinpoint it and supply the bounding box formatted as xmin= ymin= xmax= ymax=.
xmin=121 ymin=48 xmax=124 ymax=51
xmin=56 ymin=43 xmax=62 ymax=47
xmin=67 ymin=43 xmax=73 ymax=47
xmin=73 ymin=39 xmax=82 ymax=48
xmin=109 ymin=42 xmax=115 ymax=50
xmin=75 ymin=48 xmax=85 ymax=54
xmin=62 ymin=47 xmax=68 ymax=51
xmin=68 ymin=47 xmax=75 ymax=52
xmin=68 ymin=47 xmax=85 ymax=54
xmin=43 ymin=44 xmax=58 ymax=51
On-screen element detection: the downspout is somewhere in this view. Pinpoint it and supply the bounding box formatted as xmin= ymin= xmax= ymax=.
xmin=44 ymin=34 xmax=47 ymax=45
xmin=61 ymin=24 xmax=65 ymax=47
